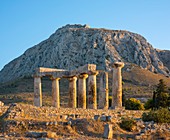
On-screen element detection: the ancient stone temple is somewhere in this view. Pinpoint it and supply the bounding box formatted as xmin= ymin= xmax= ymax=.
xmin=33 ymin=63 xmax=124 ymax=109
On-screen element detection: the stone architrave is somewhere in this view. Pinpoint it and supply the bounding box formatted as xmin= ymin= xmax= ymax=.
xmin=51 ymin=77 xmax=60 ymax=108
xmin=112 ymin=62 xmax=124 ymax=109
xmin=34 ymin=76 xmax=42 ymax=106
xmin=78 ymin=74 xmax=88 ymax=109
xmin=88 ymin=71 xmax=98 ymax=109
xmin=68 ymin=76 xmax=77 ymax=108
xmin=98 ymin=72 xmax=109 ymax=109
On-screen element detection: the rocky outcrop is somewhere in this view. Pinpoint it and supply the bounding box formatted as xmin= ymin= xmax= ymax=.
xmin=0 ymin=24 xmax=169 ymax=83
xmin=156 ymin=49 xmax=170 ymax=71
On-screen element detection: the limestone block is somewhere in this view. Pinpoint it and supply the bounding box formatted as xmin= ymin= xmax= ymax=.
xmin=26 ymin=131 xmax=47 ymax=138
xmin=69 ymin=114 xmax=75 ymax=119
xmin=100 ymin=115 xmax=107 ymax=122
xmin=106 ymin=116 xmax=112 ymax=122
xmin=62 ymin=115 xmax=68 ymax=120
xmin=47 ymin=132 xmax=57 ymax=138
xmin=94 ymin=115 xmax=100 ymax=121
xmin=37 ymin=67 xmax=66 ymax=73
xmin=103 ymin=124 xmax=113 ymax=139
xmin=70 ymin=64 xmax=97 ymax=76
xmin=76 ymin=64 xmax=96 ymax=72
xmin=135 ymin=135 xmax=141 ymax=140
xmin=54 ymin=122 xmax=58 ymax=126
xmin=0 ymin=101 xmax=4 ymax=106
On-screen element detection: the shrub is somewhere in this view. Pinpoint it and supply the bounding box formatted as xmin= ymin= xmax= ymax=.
xmin=119 ymin=117 xmax=136 ymax=131
xmin=125 ymin=98 xmax=144 ymax=110
xmin=156 ymin=108 xmax=170 ymax=123
xmin=142 ymin=108 xmax=170 ymax=123
xmin=142 ymin=111 xmax=156 ymax=122
xmin=144 ymin=99 xmax=153 ymax=110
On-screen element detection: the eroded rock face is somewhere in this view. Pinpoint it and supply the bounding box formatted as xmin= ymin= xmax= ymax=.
xmin=156 ymin=49 xmax=170 ymax=71
xmin=0 ymin=24 xmax=169 ymax=83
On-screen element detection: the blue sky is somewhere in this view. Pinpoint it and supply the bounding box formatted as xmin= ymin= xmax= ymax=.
xmin=0 ymin=0 xmax=170 ymax=70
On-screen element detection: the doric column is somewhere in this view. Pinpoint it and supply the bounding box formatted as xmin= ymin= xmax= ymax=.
xmin=51 ymin=77 xmax=60 ymax=108
xmin=68 ymin=76 xmax=77 ymax=108
xmin=88 ymin=71 xmax=98 ymax=109
xmin=34 ymin=76 xmax=42 ymax=107
xmin=98 ymin=72 xmax=109 ymax=109
xmin=112 ymin=62 xmax=124 ymax=109
xmin=78 ymin=74 xmax=88 ymax=109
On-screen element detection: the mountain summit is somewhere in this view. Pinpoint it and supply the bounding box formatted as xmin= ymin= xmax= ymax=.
xmin=0 ymin=24 xmax=169 ymax=83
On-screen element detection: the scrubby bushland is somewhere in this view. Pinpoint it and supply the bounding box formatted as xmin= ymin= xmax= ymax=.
xmin=125 ymin=98 xmax=144 ymax=110
xmin=119 ymin=117 xmax=136 ymax=131
xmin=142 ymin=108 xmax=170 ymax=123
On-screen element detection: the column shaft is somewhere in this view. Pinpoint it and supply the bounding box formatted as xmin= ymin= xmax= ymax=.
xmin=112 ymin=62 xmax=124 ymax=109
xmin=99 ymin=72 xmax=109 ymax=109
xmin=88 ymin=72 xmax=98 ymax=109
xmin=52 ymin=78 xmax=60 ymax=108
xmin=68 ymin=76 xmax=77 ymax=108
xmin=78 ymin=74 xmax=88 ymax=109
xmin=34 ymin=76 xmax=42 ymax=106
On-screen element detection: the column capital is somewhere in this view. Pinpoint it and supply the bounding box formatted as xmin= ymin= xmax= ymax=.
xmin=79 ymin=73 xmax=88 ymax=79
xmin=111 ymin=62 xmax=124 ymax=68
xmin=33 ymin=75 xmax=42 ymax=78
xmin=88 ymin=71 xmax=99 ymax=76
xmin=50 ymin=77 xmax=60 ymax=80
xmin=68 ymin=76 xmax=77 ymax=81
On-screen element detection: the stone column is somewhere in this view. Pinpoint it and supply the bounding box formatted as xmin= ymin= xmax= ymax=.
xmin=34 ymin=76 xmax=42 ymax=107
xmin=112 ymin=62 xmax=124 ymax=109
xmin=51 ymin=77 xmax=60 ymax=108
xmin=68 ymin=76 xmax=77 ymax=108
xmin=78 ymin=74 xmax=88 ymax=109
xmin=98 ymin=72 xmax=109 ymax=109
xmin=88 ymin=71 xmax=98 ymax=109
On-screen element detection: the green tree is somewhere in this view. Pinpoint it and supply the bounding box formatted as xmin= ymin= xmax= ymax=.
xmin=157 ymin=79 xmax=167 ymax=91
xmin=144 ymin=99 xmax=153 ymax=110
xmin=153 ymin=79 xmax=170 ymax=109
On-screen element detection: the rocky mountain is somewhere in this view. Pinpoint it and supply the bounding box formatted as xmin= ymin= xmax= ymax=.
xmin=0 ymin=24 xmax=170 ymax=83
